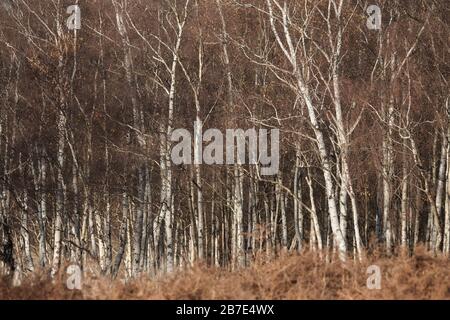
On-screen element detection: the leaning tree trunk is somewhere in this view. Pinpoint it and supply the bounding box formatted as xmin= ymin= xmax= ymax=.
xmin=264 ymin=0 xmax=346 ymax=260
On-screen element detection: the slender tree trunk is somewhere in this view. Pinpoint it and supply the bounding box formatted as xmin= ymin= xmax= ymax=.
xmin=38 ymin=156 xmax=47 ymax=267
xmin=306 ymin=172 xmax=323 ymax=251
xmin=401 ymin=154 xmax=409 ymax=250
xmin=112 ymin=192 xmax=129 ymax=279
xmin=432 ymin=134 xmax=446 ymax=251
xmin=445 ymin=100 xmax=450 ymax=254
xmin=382 ymin=101 xmax=393 ymax=255
xmin=293 ymin=150 xmax=304 ymax=252
xmin=51 ymin=109 xmax=66 ymax=277
xmin=20 ymin=191 xmax=34 ymax=272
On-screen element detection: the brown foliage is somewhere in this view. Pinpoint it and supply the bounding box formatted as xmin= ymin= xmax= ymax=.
xmin=1 ymin=249 xmax=448 ymax=300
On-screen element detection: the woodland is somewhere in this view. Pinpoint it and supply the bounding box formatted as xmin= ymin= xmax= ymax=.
xmin=0 ymin=0 xmax=448 ymax=290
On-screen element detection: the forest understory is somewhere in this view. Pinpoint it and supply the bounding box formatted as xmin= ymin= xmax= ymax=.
xmin=1 ymin=248 xmax=449 ymax=300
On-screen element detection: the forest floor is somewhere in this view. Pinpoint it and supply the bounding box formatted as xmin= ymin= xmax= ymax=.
xmin=1 ymin=248 xmax=449 ymax=299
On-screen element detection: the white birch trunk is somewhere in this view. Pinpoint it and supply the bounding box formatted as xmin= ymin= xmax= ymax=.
xmin=265 ymin=0 xmax=346 ymax=260
xmin=401 ymin=157 xmax=409 ymax=250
